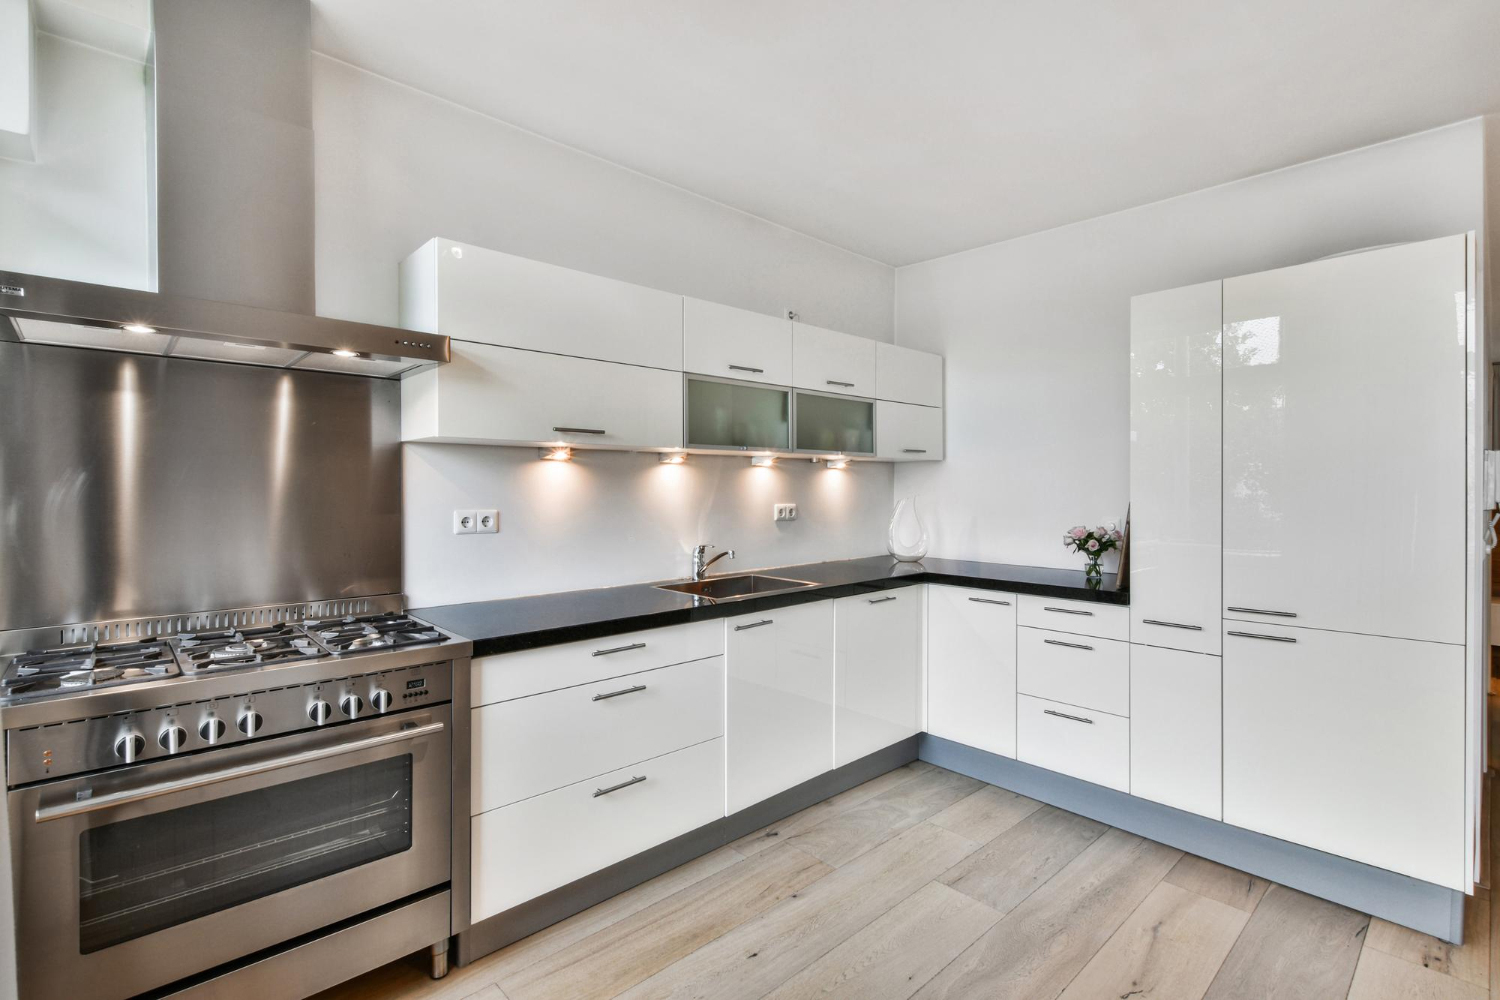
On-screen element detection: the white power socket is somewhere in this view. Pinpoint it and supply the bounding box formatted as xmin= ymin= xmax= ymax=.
xmin=453 ymin=510 xmax=477 ymax=534
xmin=476 ymin=509 xmax=499 ymax=533
xmin=773 ymin=503 xmax=799 ymax=522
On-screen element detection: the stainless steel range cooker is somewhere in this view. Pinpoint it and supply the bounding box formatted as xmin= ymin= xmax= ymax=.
xmin=0 ymin=597 xmax=472 ymax=1000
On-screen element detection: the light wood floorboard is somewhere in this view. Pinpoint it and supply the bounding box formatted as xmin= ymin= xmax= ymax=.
xmin=322 ymin=760 xmax=1495 ymax=1000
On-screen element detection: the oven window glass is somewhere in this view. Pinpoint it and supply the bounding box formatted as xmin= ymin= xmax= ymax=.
xmin=77 ymin=755 xmax=413 ymax=953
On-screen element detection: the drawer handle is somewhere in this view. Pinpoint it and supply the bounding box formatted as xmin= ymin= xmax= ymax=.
xmin=902 ymin=448 xmax=927 ymax=454
xmin=552 ymin=426 xmax=607 ymax=435
xmin=734 ymin=619 xmax=774 ymax=631
xmin=1226 ymin=607 xmax=1298 ymax=618
xmin=825 ymin=379 xmax=856 ymax=388
xmin=867 ymin=595 xmax=898 ymax=604
xmin=1043 ymin=606 xmax=1093 ymax=616
xmin=1044 ymin=638 xmax=1093 ymax=651
xmin=728 ymin=364 xmax=765 ymax=374
xmin=1227 ymin=630 xmax=1298 ymax=643
xmin=593 ymin=775 xmax=647 ymax=798
xmin=1140 ymin=619 xmax=1203 ymax=631
xmin=592 ymin=642 xmax=647 ymax=657
xmin=1043 ymin=709 xmax=1094 ymax=725
xmin=592 ymin=684 xmax=648 ymax=701
xmin=968 ymin=597 xmax=1011 ymax=606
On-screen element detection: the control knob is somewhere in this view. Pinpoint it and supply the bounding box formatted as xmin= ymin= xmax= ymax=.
xmin=308 ymin=699 xmax=332 ymax=725
xmin=340 ymin=694 xmax=364 ymax=719
xmin=158 ymin=726 xmax=187 ymax=753
xmin=370 ymin=689 xmax=393 ymax=713
xmin=199 ymin=718 xmax=226 ymax=744
xmin=114 ymin=733 xmax=146 ymax=761
xmin=237 ymin=711 xmax=263 ymax=736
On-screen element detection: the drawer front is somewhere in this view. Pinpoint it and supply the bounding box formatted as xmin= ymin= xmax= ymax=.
xmin=1017 ymin=595 xmax=1129 ymax=641
xmin=1017 ymin=695 xmax=1129 ymax=792
xmin=471 ymin=737 xmax=725 ymax=920
xmin=471 ymin=620 xmax=724 ymax=707
xmin=473 ymin=655 xmax=725 ymax=813
xmin=1017 ymin=627 xmax=1129 ymax=716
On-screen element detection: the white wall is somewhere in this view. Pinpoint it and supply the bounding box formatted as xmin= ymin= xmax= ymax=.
xmin=894 ymin=120 xmax=1486 ymax=571
xmin=404 ymin=446 xmax=892 ymax=608
xmin=310 ymin=56 xmax=899 ymax=605
xmin=0 ymin=31 xmax=151 ymax=288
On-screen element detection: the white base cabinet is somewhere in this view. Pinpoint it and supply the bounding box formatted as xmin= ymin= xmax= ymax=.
xmin=1130 ymin=644 xmax=1221 ymax=820
xmin=1017 ymin=694 xmax=1130 ymax=792
xmin=835 ymin=588 xmax=924 ymax=766
xmin=926 ymin=586 xmax=1017 ymax=758
xmin=471 ymin=737 xmax=725 ymax=920
xmin=725 ymin=602 xmax=835 ymax=814
xmin=1223 ymin=624 xmax=1465 ymax=890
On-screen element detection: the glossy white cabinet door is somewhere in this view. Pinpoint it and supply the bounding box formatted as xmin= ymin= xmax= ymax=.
xmin=1222 ymin=235 xmax=1467 ymax=643
xmin=1016 ymin=695 xmax=1130 ymax=792
xmin=875 ymin=401 xmax=944 ymax=461
xmin=792 ymin=322 xmax=876 ymax=397
xmin=683 ymin=297 xmax=792 ymax=385
xmin=401 ymin=238 xmax=683 ymax=370
xmin=725 ymin=602 xmax=835 ymax=814
xmin=875 ymin=343 xmax=943 ymax=406
xmin=927 ymin=586 xmax=1017 ymax=757
xmin=401 ymin=341 xmax=683 ymax=449
xmin=1129 ymin=644 xmax=1221 ymax=820
xmin=1222 ymin=624 xmax=1465 ymax=889
xmin=1129 ymin=281 xmax=1221 ymax=655
xmin=834 ymin=588 xmax=924 ymax=766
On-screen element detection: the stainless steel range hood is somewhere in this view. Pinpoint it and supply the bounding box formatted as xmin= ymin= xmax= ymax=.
xmin=0 ymin=270 xmax=448 ymax=378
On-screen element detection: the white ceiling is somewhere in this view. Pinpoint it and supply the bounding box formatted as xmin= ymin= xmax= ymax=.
xmin=311 ymin=1 xmax=1500 ymax=267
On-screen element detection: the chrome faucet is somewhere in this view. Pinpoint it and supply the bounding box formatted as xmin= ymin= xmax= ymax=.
xmin=692 ymin=544 xmax=735 ymax=581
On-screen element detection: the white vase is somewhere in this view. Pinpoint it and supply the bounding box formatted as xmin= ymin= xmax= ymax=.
xmin=887 ymin=496 xmax=929 ymax=562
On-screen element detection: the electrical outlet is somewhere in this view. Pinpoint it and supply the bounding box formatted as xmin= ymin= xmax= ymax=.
xmin=773 ymin=503 xmax=799 ymax=522
xmin=477 ymin=509 xmax=499 ymax=533
xmin=453 ymin=510 xmax=478 ymax=534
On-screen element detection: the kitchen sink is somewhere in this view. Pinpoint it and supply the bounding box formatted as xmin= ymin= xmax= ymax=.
xmin=655 ymin=573 xmax=820 ymax=601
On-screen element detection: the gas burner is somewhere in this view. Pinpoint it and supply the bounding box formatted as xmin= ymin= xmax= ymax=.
xmin=1 ymin=639 xmax=181 ymax=701
xmin=172 ymin=623 xmax=328 ymax=673
xmin=309 ymin=613 xmax=446 ymax=655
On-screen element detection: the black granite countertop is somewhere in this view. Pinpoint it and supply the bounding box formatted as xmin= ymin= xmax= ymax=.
xmin=412 ymin=555 xmax=1126 ymax=658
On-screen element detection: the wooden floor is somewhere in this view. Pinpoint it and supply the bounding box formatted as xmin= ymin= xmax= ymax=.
xmin=317 ymin=758 xmax=1497 ymax=1000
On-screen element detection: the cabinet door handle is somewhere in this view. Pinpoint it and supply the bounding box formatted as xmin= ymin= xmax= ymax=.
xmin=727 ymin=364 xmax=765 ymax=374
xmin=552 ymin=426 xmax=607 ymax=435
xmin=592 ymin=642 xmax=646 ymax=657
xmin=825 ymin=379 xmax=855 ymax=388
xmin=734 ymin=619 xmax=774 ymax=631
xmin=1226 ymin=607 xmax=1297 ymax=618
xmin=902 ymin=448 xmax=927 ymax=454
xmin=1044 ymin=709 xmax=1094 ymax=725
xmin=1140 ymin=619 xmax=1203 ymax=631
xmin=593 ymin=775 xmax=647 ymax=798
xmin=1227 ymin=630 xmax=1298 ymax=643
xmin=1043 ymin=606 xmax=1093 ymax=616
xmin=968 ymin=597 xmax=1011 ymax=606
xmin=867 ymin=595 xmax=898 ymax=604
xmin=1044 ymin=638 xmax=1094 ymax=651
xmin=592 ymin=684 xmax=647 ymax=701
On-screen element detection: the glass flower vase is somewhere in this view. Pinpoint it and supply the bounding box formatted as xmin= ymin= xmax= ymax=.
xmin=887 ymin=497 xmax=929 ymax=562
xmin=1083 ymin=555 xmax=1104 ymax=585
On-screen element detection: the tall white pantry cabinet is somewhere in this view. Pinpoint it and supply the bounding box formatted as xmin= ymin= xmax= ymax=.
xmin=1129 ymin=233 xmax=1480 ymax=894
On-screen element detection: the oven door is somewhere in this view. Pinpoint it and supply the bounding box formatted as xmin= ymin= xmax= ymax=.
xmin=11 ymin=705 xmax=451 ymax=1000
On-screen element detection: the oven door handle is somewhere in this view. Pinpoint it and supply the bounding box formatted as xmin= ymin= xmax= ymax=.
xmin=34 ymin=720 xmax=446 ymax=824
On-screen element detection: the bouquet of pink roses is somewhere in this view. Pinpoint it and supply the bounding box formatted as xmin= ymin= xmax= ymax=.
xmin=1063 ymin=522 xmax=1122 ymax=580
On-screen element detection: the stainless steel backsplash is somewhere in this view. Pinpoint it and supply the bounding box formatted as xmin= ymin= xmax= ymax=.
xmin=0 ymin=342 xmax=402 ymax=631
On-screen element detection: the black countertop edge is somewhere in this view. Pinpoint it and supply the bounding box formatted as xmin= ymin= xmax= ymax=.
xmin=412 ymin=556 xmax=1126 ymax=659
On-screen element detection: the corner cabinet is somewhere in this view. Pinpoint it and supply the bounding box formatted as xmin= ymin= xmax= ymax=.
xmin=834 ymin=588 xmax=924 ymax=766
xmin=926 ymin=586 xmax=1017 ymax=758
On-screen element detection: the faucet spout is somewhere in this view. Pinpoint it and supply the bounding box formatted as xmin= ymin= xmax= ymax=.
xmin=691 ymin=544 xmax=736 ymax=581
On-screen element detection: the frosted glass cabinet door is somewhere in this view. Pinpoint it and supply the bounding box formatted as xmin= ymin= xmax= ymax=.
xmin=685 ymin=376 xmax=791 ymax=451
xmin=794 ymin=390 xmax=874 ymax=455
xmin=927 ymin=586 xmax=1017 ymax=757
xmin=1129 ymin=281 xmax=1221 ymax=655
xmin=1222 ymin=235 xmax=1467 ymax=643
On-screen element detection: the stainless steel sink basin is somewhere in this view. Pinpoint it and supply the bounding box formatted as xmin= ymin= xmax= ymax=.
xmin=655 ymin=573 xmax=820 ymax=601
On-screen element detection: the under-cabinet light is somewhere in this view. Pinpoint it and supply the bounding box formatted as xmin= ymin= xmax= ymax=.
xmin=121 ymin=323 xmax=157 ymax=334
xmin=750 ymin=455 xmax=776 ymax=468
xmin=658 ymin=452 xmax=687 ymax=465
xmin=330 ymin=349 xmax=359 ymax=358
xmin=539 ymin=446 xmax=573 ymax=462
xmin=826 ymin=457 xmax=850 ymax=470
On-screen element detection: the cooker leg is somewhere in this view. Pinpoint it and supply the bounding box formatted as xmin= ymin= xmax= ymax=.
xmin=430 ymin=939 xmax=450 ymax=979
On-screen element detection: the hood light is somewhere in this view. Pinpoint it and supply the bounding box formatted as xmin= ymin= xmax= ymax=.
xmin=121 ymin=323 xmax=157 ymax=334
xmin=331 ymin=349 xmax=359 ymax=358
xmin=539 ymin=446 xmax=573 ymax=462
xmin=658 ymin=452 xmax=687 ymax=465
xmin=750 ymin=455 xmax=776 ymax=468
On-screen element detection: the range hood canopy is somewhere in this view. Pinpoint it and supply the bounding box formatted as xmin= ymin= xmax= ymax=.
xmin=0 ymin=270 xmax=448 ymax=378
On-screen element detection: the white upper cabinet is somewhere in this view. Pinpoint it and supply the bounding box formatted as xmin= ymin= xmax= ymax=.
xmin=1129 ymin=280 xmax=1222 ymax=655
xmin=834 ymin=588 xmax=924 ymax=766
xmin=926 ymin=586 xmax=1017 ymax=758
xmin=875 ymin=400 xmax=944 ymax=461
xmin=683 ymin=297 xmax=792 ymax=385
xmin=792 ymin=322 xmax=876 ymax=397
xmin=1222 ymin=235 xmax=1467 ymax=643
xmin=402 ymin=341 xmax=682 ymax=449
xmin=400 ymin=238 xmax=683 ymax=371
xmin=875 ymin=343 xmax=943 ymax=406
